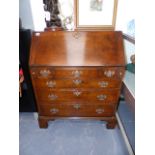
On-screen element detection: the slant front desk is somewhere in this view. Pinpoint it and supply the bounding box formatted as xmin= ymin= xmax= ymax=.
xmin=29 ymin=31 xmax=125 ymax=129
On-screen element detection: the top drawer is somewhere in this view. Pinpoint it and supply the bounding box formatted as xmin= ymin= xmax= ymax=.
xmin=30 ymin=67 xmax=124 ymax=79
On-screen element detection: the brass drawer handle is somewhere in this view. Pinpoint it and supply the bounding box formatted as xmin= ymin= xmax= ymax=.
xmin=31 ymin=71 xmax=35 ymax=75
xmin=46 ymin=81 xmax=56 ymax=88
xmin=40 ymin=69 xmax=51 ymax=77
xmin=97 ymin=94 xmax=107 ymax=101
xmin=98 ymin=81 xmax=108 ymax=88
xmin=48 ymin=94 xmax=58 ymax=100
xmin=73 ymin=103 xmax=81 ymax=109
xmin=73 ymin=90 xmax=82 ymax=96
xmin=50 ymin=108 xmax=59 ymax=114
xmin=96 ymin=108 xmax=104 ymax=114
xmin=104 ymin=70 xmax=115 ymax=77
xmin=73 ymin=79 xmax=82 ymax=85
xmin=72 ymin=70 xmax=82 ymax=78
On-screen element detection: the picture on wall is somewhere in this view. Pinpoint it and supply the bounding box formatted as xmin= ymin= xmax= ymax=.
xmin=76 ymin=0 xmax=118 ymax=30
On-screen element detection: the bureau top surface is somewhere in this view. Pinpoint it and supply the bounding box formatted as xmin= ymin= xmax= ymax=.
xmin=29 ymin=31 xmax=125 ymax=67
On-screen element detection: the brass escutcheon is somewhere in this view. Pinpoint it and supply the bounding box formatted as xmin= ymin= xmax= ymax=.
xmin=73 ymin=103 xmax=81 ymax=109
xmin=72 ymin=70 xmax=82 ymax=78
xmin=72 ymin=32 xmax=81 ymax=39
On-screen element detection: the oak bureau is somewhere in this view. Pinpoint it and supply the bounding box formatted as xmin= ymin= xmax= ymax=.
xmin=29 ymin=31 xmax=125 ymax=129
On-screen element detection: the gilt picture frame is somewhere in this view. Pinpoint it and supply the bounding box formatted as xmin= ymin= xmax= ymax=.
xmin=75 ymin=0 xmax=118 ymax=30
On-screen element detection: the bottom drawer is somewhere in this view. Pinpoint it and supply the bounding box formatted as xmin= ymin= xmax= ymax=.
xmin=39 ymin=103 xmax=115 ymax=117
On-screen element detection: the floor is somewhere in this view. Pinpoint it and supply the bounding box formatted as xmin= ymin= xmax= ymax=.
xmin=19 ymin=113 xmax=129 ymax=155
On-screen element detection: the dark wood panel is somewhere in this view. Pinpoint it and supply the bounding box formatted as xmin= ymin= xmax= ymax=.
xmin=39 ymin=103 xmax=114 ymax=117
xmin=29 ymin=31 xmax=125 ymax=66
xmin=38 ymin=101 xmax=117 ymax=106
xmin=33 ymin=78 xmax=122 ymax=89
xmin=38 ymin=115 xmax=117 ymax=129
xmin=29 ymin=31 xmax=125 ymax=129
xmin=30 ymin=66 xmax=125 ymax=79
xmin=35 ymin=88 xmax=120 ymax=103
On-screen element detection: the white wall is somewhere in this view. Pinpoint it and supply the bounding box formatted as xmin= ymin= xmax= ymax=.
xmin=123 ymin=40 xmax=135 ymax=64
xmin=19 ymin=0 xmax=74 ymax=31
xmin=116 ymin=0 xmax=135 ymax=34
xmin=115 ymin=0 xmax=135 ymax=64
xmin=19 ymin=0 xmax=46 ymax=31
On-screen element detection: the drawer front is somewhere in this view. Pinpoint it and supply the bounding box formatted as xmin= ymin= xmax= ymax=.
xmin=39 ymin=103 xmax=114 ymax=117
xmin=100 ymin=67 xmax=124 ymax=79
xmin=33 ymin=78 xmax=122 ymax=89
xmin=30 ymin=67 xmax=124 ymax=79
xmin=30 ymin=67 xmax=99 ymax=79
xmin=35 ymin=89 xmax=120 ymax=103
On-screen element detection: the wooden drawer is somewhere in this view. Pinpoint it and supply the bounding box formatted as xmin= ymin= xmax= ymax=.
xmin=35 ymin=89 xmax=120 ymax=103
xmin=30 ymin=67 xmax=99 ymax=79
xmin=33 ymin=78 xmax=122 ymax=89
xmin=39 ymin=103 xmax=114 ymax=117
xmin=38 ymin=101 xmax=117 ymax=106
xmin=30 ymin=67 xmax=124 ymax=79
